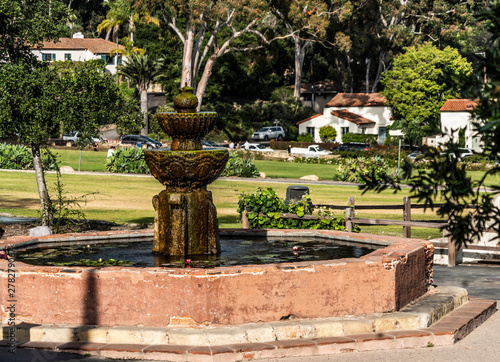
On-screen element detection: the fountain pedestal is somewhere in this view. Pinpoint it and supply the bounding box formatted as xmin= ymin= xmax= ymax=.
xmin=152 ymin=189 xmax=219 ymax=255
xmin=144 ymin=86 xmax=228 ymax=256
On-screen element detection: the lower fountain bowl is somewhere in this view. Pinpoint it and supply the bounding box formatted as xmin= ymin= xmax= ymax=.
xmin=144 ymin=149 xmax=229 ymax=189
xmin=0 ymin=229 xmax=434 ymax=327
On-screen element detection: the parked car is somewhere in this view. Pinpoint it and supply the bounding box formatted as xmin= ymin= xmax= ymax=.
xmin=440 ymin=147 xmax=474 ymax=161
xmin=201 ymin=140 xmax=222 ymax=149
xmin=247 ymin=143 xmax=274 ymax=152
xmin=121 ymin=135 xmax=162 ymax=149
xmin=407 ymin=151 xmax=422 ymax=160
xmin=62 ymin=132 xmax=101 ymax=145
xmin=251 ymin=126 xmax=286 ymax=141
xmin=332 ymin=143 xmax=370 ymax=152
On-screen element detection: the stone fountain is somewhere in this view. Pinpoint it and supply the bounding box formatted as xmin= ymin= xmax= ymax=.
xmin=144 ymin=86 xmax=228 ymax=256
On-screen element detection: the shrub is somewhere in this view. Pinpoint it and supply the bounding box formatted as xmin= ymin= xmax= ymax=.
xmin=319 ymin=125 xmax=337 ymax=142
xmin=105 ymin=147 xmax=150 ymax=174
xmin=342 ymin=132 xmax=377 ymax=144
xmin=221 ymin=152 xmax=259 ymax=178
xmin=297 ymin=133 xmax=314 ymax=142
xmin=336 ymin=156 xmax=391 ymax=183
xmin=237 ymin=187 xmax=350 ymax=231
xmin=0 ymin=143 xmax=58 ymax=170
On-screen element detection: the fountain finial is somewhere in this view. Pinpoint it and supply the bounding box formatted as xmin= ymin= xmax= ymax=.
xmin=174 ymin=84 xmax=198 ymax=113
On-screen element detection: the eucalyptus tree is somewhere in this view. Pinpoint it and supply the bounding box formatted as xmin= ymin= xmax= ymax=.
xmin=118 ymin=53 xmax=164 ymax=135
xmin=269 ymin=0 xmax=349 ymax=98
xmin=135 ymin=0 xmax=277 ymax=109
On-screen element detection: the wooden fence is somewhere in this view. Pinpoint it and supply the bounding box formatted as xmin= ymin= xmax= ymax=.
xmin=242 ymin=197 xmax=496 ymax=267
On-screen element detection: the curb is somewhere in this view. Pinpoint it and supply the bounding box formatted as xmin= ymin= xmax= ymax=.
xmin=2 ymin=293 xmax=495 ymax=361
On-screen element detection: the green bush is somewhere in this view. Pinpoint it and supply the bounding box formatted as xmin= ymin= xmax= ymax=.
xmin=105 ymin=147 xmax=150 ymax=174
xmin=342 ymin=132 xmax=377 ymax=144
xmin=0 ymin=143 xmax=58 ymax=170
xmin=297 ymin=133 xmax=314 ymax=142
xmin=237 ymin=187 xmax=350 ymax=231
xmin=319 ymin=125 xmax=337 ymax=142
xmin=336 ymin=156 xmax=391 ymax=183
xmin=221 ymin=152 xmax=259 ymax=178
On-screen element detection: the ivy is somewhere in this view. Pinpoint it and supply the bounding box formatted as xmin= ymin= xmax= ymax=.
xmin=237 ymin=187 xmax=353 ymax=231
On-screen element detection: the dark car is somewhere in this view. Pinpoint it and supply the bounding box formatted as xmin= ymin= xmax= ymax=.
xmin=121 ymin=135 xmax=162 ymax=149
xmin=332 ymin=143 xmax=370 ymax=152
xmin=201 ymin=140 xmax=222 ymax=149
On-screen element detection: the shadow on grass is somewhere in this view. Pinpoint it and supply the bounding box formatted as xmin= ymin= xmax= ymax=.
xmin=218 ymin=214 xmax=240 ymax=226
xmin=127 ymin=217 xmax=154 ymax=224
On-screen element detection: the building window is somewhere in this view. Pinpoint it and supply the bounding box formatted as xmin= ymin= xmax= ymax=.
xmin=118 ymin=56 xmax=123 ymax=65
xmin=101 ymin=55 xmax=112 ymax=64
xmin=64 ymin=53 xmax=71 ymax=61
xmin=42 ymin=53 xmax=55 ymax=61
xmin=341 ymin=127 xmax=349 ymax=135
xmin=306 ymin=127 xmax=315 ymax=137
xmin=361 ymin=127 xmax=366 ymax=134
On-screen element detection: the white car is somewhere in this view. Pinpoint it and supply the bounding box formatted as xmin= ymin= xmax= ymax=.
xmin=251 ymin=126 xmax=285 ymax=141
xmin=248 ymin=143 xmax=274 ymax=152
xmin=63 ymin=132 xmax=101 ymax=145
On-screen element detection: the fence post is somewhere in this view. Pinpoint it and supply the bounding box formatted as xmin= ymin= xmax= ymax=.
xmin=447 ymin=231 xmax=456 ymax=267
xmin=403 ymin=196 xmax=411 ymax=238
xmin=242 ymin=207 xmax=250 ymax=229
xmin=346 ymin=197 xmax=355 ymax=232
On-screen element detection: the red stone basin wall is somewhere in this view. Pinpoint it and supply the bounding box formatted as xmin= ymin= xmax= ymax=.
xmin=0 ymin=229 xmax=433 ymax=327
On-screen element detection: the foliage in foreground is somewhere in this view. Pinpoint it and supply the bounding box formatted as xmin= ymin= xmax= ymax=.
xmin=237 ymin=187 xmax=350 ymax=231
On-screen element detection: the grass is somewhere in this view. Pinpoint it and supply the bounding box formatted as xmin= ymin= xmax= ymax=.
xmin=48 ymin=148 xmax=499 ymax=188
xmin=0 ymin=170 xmax=445 ymax=239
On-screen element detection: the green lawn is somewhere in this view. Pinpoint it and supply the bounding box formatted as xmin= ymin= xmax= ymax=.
xmin=48 ymin=148 xmax=499 ymax=188
xmin=0 ymin=170 xmax=445 ymax=239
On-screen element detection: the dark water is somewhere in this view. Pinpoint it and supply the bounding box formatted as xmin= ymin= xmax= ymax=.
xmin=16 ymin=237 xmax=379 ymax=268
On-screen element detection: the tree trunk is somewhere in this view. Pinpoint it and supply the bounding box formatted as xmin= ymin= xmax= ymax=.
xmin=371 ymin=52 xmax=387 ymax=93
xmin=140 ymin=90 xmax=148 ymax=136
xmin=181 ymin=22 xmax=195 ymax=88
xmin=32 ymin=144 xmax=52 ymax=226
xmin=293 ymin=36 xmax=304 ymax=99
xmin=196 ymin=55 xmax=217 ymax=111
xmin=365 ymin=58 xmax=371 ymax=93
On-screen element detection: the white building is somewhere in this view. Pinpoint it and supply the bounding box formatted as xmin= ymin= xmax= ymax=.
xmin=297 ymin=93 xmax=400 ymax=144
xmin=437 ymin=99 xmax=482 ymax=152
xmin=30 ymin=33 xmax=126 ymax=74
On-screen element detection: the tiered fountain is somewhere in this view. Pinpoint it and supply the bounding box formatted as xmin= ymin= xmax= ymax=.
xmin=144 ymin=86 xmax=228 ymax=256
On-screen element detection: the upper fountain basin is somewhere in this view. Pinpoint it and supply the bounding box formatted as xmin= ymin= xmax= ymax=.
xmin=144 ymin=149 xmax=229 ymax=190
xmin=156 ymin=112 xmax=217 ymax=141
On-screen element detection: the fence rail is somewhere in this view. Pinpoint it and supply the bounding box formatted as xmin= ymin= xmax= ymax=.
xmin=242 ymin=196 xmax=496 ymax=267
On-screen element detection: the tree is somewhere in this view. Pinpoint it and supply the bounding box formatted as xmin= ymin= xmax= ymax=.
xmin=270 ymin=0 xmax=332 ymax=98
xmin=117 ymin=53 xmax=164 ymax=135
xmin=0 ymin=60 xmax=141 ymax=225
xmin=381 ymin=42 xmax=473 ymax=144
xmin=319 ymin=125 xmax=337 ymax=142
xmin=136 ymin=0 xmax=274 ymax=109
xmin=362 ymin=0 xmax=500 ymax=250
xmin=0 ymin=0 xmax=68 ymax=63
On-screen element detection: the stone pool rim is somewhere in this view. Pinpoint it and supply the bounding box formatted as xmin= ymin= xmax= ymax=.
xmin=0 ymin=228 xmax=434 ymax=327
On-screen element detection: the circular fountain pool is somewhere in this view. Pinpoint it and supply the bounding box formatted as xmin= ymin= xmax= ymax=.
xmin=0 ymin=228 xmax=433 ymax=327
xmin=16 ymin=236 xmax=378 ymax=268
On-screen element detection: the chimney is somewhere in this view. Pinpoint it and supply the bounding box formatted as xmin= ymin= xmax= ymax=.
xmin=73 ymin=32 xmax=84 ymax=39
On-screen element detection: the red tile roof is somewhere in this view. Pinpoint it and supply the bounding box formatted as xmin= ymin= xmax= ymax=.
xmin=32 ymin=38 xmax=125 ymax=54
xmin=331 ymin=110 xmax=375 ymax=125
xmin=440 ymin=99 xmax=478 ymax=112
xmin=296 ymin=113 xmax=322 ymax=125
xmin=326 ymin=93 xmax=387 ymax=107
